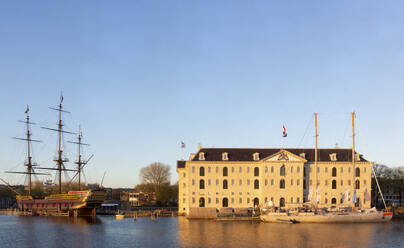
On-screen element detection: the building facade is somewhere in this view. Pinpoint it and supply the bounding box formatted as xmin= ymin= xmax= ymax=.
xmin=177 ymin=147 xmax=372 ymax=215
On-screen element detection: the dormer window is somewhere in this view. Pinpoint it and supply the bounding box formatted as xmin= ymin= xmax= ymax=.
xmin=199 ymin=152 xmax=205 ymax=161
xmin=253 ymin=152 xmax=260 ymax=161
xmin=329 ymin=153 xmax=337 ymax=161
xmin=355 ymin=153 xmax=360 ymax=161
xmin=222 ymin=152 xmax=228 ymax=161
xmin=299 ymin=153 xmax=306 ymax=159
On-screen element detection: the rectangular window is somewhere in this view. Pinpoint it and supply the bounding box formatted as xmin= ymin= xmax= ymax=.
xmin=239 ymin=167 xmax=242 ymax=173
xmin=208 ymin=198 xmax=211 ymax=204
xmin=247 ymin=179 xmax=250 ymax=185
xmin=297 ymin=167 xmax=300 ymax=173
xmin=291 ymin=197 xmax=293 ymax=204
xmin=341 ymin=180 xmax=343 ymax=186
xmin=231 ymin=198 xmax=234 ymax=204
xmin=348 ymin=180 xmax=351 ymax=186
xmin=271 ymin=179 xmax=274 ymax=186
xmin=247 ymin=167 xmax=250 ymax=173
xmin=271 ymin=197 xmax=274 ymax=202
xmin=216 ymin=179 xmax=219 ymax=186
xmin=239 ymin=179 xmax=242 ymax=186
xmin=239 ymin=198 xmax=242 ymax=204
xmin=297 ymin=197 xmax=300 ymax=203
xmin=265 ymin=179 xmax=268 ymax=186
xmin=183 ymin=173 xmax=186 ymax=177
xmin=216 ymin=198 xmax=219 ymax=204
xmin=232 ymin=167 xmax=234 ymax=173
xmin=348 ymin=167 xmax=351 ymax=173
xmin=247 ymin=198 xmax=250 ymax=204
xmin=183 ymin=183 xmax=186 ymax=188
xmin=297 ymin=179 xmax=300 ymax=185
xmin=317 ymin=167 xmax=320 ymax=173
xmin=291 ymin=167 xmax=294 ymax=173
xmin=208 ymin=179 xmax=211 ymax=186
xmin=291 ymin=179 xmax=293 ymax=186
xmin=192 ymin=179 xmax=195 ymax=186
xmin=364 ymin=167 xmax=367 ymax=173
xmin=364 ymin=180 xmax=366 ymax=185
xmin=208 ymin=167 xmax=211 ymax=173
xmin=192 ymin=198 xmax=195 ymax=204
xmin=340 ymin=167 xmax=343 ymax=173
xmin=231 ymin=179 xmax=234 ymax=185
xmin=325 ymin=167 xmax=328 ymax=173
xmin=271 ymin=166 xmax=274 ymax=173
xmin=265 ymin=167 xmax=268 ymax=173
xmin=183 ymin=198 xmax=185 ymax=203
xmin=325 ymin=180 xmax=328 ymax=186
xmin=192 ymin=167 xmax=195 ymax=173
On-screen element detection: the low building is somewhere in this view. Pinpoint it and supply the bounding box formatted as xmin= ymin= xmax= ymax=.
xmin=177 ymin=147 xmax=372 ymax=216
xmin=129 ymin=191 xmax=156 ymax=207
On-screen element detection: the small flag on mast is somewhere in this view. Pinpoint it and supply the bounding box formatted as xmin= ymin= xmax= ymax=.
xmin=282 ymin=125 xmax=287 ymax=137
xmin=181 ymin=141 xmax=186 ymax=148
xmin=60 ymin=94 xmax=64 ymax=103
xmin=25 ymin=105 xmax=29 ymax=114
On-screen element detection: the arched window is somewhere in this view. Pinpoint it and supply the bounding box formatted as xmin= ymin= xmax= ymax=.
xmin=355 ymin=167 xmax=360 ymax=177
xmin=223 ymin=179 xmax=228 ymax=189
xmin=355 ymin=180 xmax=360 ymax=189
xmin=331 ymin=198 xmax=337 ymax=205
xmin=222 ymin=198 xmax=228 ymax=207
xmin=199 ymin=197 xmax=205 ymax=207
xmin=254 ymin=167 xmax=259 ymax=177
xmin=280 ymin=179 xmax=285 ymax=189
xmin=199 ymin=167 xmax=205 ymax=176
xmin=254 ymin=179 xmax=259 ymax=189
xmin=332 ymin=167 xmax=337 ymax=177
xmin=199 ymin=179 xmax=205 ymax=189
xmin=280 ymin=165 xmax=285 ymax=176
xmin=254 ymin=198 xmax=259 ymax=207
xmin=332 ymin=180 xmax=337 ymax=189
xmin=223 ymin=167 xmax=228 ymax=177
xmin=280 ymin=197 xmax=285 ymax=207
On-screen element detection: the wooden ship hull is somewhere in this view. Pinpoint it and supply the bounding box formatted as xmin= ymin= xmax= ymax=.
xmin=260 ymin=210 xmax=393 ymax=223
xmin=16 ymin=190 xmax=105 ymax=216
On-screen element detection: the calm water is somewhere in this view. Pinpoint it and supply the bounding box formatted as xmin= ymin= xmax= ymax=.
xmin=0 ymin=215 xmax=403 ymax=248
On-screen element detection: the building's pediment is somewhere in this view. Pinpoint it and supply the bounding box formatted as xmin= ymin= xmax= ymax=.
xmin=262 ymin=149 xmax=307 ymax=162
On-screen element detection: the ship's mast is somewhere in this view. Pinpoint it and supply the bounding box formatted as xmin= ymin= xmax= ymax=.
xmin=68 ymin=126 xmax=90 ymax=190
xmin=352 ymin=111 xmax=356 ymax=206
xmin=5 ymin=106 xmax=48 ymax=195
xmin=40 ymin=95 xmax=76 ymax=194
xmin=314 ymin=113 xmax=318 ymax=205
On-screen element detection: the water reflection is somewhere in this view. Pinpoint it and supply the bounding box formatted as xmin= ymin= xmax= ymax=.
xmin=177 ymin=217 xmax=397 ymax=248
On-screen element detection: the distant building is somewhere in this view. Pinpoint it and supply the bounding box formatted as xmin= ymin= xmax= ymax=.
xmin=128 ymin=192 xmax=156 ymax=207
xmin=177 ymin=147 xmax=372 ymax=216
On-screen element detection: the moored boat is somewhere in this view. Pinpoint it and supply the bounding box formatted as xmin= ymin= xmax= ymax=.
xmin=6 ymin=95 xmax=105 ymax=216
xmin=260 ymin=208 xmax=393 ymax=223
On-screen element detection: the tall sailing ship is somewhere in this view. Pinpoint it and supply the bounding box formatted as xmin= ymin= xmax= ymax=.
xmin=6 ymin=96 xmax=105 ymax=216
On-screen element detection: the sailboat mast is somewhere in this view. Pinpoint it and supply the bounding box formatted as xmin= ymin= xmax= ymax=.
xmin=352 ymin=112 xmax=355 ymax=206
xmin=314 ymin=113 xmax=318 ymax=204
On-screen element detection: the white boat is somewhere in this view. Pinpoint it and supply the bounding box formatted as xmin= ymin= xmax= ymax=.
xmin=260 ymin=112 xmax=393 ymax=224
xmin=260 ymin=208 xmax=393 ymax=223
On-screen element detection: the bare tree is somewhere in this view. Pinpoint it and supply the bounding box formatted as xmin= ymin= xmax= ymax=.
xmin=140 ymin=162 xmax=171 ymax=192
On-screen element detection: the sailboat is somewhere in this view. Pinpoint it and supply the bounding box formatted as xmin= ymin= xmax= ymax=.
xmin=260 ymin=112 xmax=393 ymax=223
xmin=6 ymin=96 xmax=105 ymax=217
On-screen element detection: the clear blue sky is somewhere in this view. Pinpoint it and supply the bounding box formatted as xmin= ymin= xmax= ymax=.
xmin=0 ymin=1 xmax=403 ymax=188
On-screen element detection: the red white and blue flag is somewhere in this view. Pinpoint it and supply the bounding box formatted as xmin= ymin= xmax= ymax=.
xmin=282 ymin=125 xmax=287 ymax=137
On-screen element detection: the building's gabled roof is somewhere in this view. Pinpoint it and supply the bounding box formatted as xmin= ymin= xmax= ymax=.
xmin=189 ymin=148 xmax=368 ymax=163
